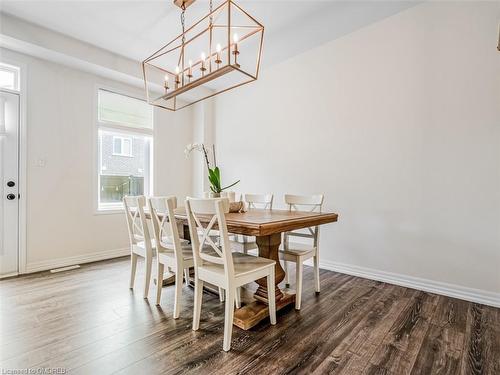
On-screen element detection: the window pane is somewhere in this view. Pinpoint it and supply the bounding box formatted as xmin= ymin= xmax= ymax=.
xmin=123 ymin=138 xmax=131 ymax=156
xmin=98 ymin=89 xmax=153 ymax=129
xmin=0 ymin=63 xmax=20 ymax=91
xmin=99 ymin=130 xmax=151 ymax=208
xmin=113 ymin=137 xmax=122 ymax=154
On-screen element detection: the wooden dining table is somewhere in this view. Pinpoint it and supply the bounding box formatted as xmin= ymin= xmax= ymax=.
xmin=173 ymin=207 xmax=338 ymax=330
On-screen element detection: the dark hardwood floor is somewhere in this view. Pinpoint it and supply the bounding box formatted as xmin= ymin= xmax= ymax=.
xmin=1 ymin=257 xmax=499 ymax=374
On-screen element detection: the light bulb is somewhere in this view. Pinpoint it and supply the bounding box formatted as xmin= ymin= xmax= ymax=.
xmin=216 ymin=43 xmax=222 ymax=53
xmin=175 ymin=66 xmax=180 ymax=74
xmin=189 ymin=60 xmax=193 ymax=68
xmin=164 ymin=74 xmax=169 ymax=82
xmin=233 ymin=33 xmax=239 ymax=43
xmin=201 ymin=52 xmax=206 ymax=61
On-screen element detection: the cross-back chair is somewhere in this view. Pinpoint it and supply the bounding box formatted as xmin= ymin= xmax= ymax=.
xmin=186 ymin=197 xmax=277 ymax=351
xmin=230 ymin=193 xmax=274 ymax=254
xmin=148 ymin=196 xmax=194 ymax=317
xmin=123 ymin=195 xmax=154 ymax=299
xmin=280 ymin=194 xmax=324 ymax=310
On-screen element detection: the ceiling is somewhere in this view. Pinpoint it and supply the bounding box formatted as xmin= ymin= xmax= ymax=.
xmin=0 ymin=1 xmax=419 ymax=68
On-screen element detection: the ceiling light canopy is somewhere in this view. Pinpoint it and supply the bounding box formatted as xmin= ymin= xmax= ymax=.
xmin=142 ymin=0 xmax=264 ymax=111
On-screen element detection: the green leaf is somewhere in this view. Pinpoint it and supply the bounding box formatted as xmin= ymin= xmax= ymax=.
xmin=214 ymin=167 xmax=221 ymax=189
xmin=208 ymin=175 xmax=216 ymax=188
xmin=208 ymin=168 xmax=221 ymax=191
xmin=208 ymin=169 xmax=216 ymax=183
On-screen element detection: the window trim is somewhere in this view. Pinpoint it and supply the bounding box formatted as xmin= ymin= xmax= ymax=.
xmin=94 ymin=85 xmax=154 ymax=214
xmin=112 ymin=136 xmax=133 ymax=157
xmin=97 ymin=87 xmax=153 ymax=132
xmin=0 ymin=62 xmax=21 ymax=92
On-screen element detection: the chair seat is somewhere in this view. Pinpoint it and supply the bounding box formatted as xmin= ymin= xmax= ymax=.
xmin=158 ymin=247 xmax=194 ymax=260
xmin=279 ymin=242 xmax=316 ymax=257
xmin=199 ymin=252 xmax=275 ymax=278
xmin=135 ymin=233 xmax=186 ymax=243
xmin=159 ymin=237 xmax=189 ymax=248
xmin=137 ymin=236 xmax=188 ymax=250
xmin=232 ymin=234 xmax=256 ymax=244
xmin=197 ymin=229 xmax=220 ymax=238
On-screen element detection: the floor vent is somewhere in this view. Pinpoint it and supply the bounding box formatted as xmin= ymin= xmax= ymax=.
xmin=50 ymin=265 xmax=81 ymax=273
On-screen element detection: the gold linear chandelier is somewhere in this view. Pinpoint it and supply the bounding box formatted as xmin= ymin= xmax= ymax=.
xmin=142 ymin=0 xmax=264 ymax=111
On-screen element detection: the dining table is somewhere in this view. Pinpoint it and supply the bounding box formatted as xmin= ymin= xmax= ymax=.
xmin=173 ymin=207 xmax=339 ymax=330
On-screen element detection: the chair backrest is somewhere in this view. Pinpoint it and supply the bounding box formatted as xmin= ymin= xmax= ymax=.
xmin=148 ymin=196 xmax=184 ymax=259
xmin=185 ymin=198 xmax=233 ymax=279
xmin=123 ymin=195 xmax=153 ymax=253
xmin=244 ymin=193 xmax=274 ymax=210
xmin=220 ymin=191 xmax=237 ymax=202
xmin=284 ymin=194 xmax=324 ymax=213
xmin=284 ymin=194 xmax=324 ymax=247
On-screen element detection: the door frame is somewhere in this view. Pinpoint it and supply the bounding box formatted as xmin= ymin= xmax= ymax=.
xmin=0 ymin=57 xmax=27 ymax=275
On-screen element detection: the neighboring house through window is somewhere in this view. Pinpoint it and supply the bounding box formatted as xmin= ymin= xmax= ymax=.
xmin=113 ymin=136 xmax=133 ymax=156
xmin=96 ymin=88 xmax=153 ymax=211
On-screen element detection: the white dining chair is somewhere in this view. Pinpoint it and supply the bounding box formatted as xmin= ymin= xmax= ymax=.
xmin=220 ymin=190 xmax=237 ymax=202
xmin=202 ymin=192 xmax=229 ymax=303
xmin=280 ymin=194 xmax=324 ymax=310
xmin=186 ymin=197 xmax=277 ymax=351
xmin=148 ymin=196 xmax=194 ymax=317
xmin=230 ymin=193 xmax=274 ymax=254
xmin=123 ymin=195 xmax=154 ymax=299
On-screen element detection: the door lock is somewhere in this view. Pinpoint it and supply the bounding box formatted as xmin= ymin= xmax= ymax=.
xmin=6 ymin=194 xmax=16 ymax=200
xmin=7 ymin=181 xmax=15 ymax=187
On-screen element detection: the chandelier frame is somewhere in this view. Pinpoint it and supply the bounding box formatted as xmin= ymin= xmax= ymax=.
xmin=142 ymin=0 xmax=264 ymax=111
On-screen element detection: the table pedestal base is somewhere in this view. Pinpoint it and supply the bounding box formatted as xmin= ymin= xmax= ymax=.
xmin=233 ymin=291 xmax=295 ymax=330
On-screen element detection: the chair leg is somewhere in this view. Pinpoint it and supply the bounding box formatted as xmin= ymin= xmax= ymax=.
xmin=129 ymin=253 xmax=138 ymax=289
xmin=283 ymin=259 xmax=290 ymax=288
xmin=173 ymin=267 xmax=184 ymax=319
xmin=144 ymin=256 xmax=152 ymax=299
xmin=155 ymin=262 xmax=164 ymax=305
xmin=184 ymin=269 xmax=190 ymax=285
xmin=295 ymin=258 xmax=303 ymax=310
xmin=192 ymin=278 xmax=204 ymax=331
xmin=313 ymin=254 xmax=320 ymax=294
xmin=267 ymin=268 xmax=277 ymax=325
xmin=235 ymin=287 xmax=241 ymax=309
xmin=219 ymin=287 xmax=225 ymax=302
xmin=223 ymin=287 xmax=236 ymax=352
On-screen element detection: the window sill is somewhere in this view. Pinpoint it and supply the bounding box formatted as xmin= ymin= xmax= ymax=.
xmin=112 ymin=153 xmax=134 ymax=158
xmin=95 ymin=206 xmax=125 ymax=215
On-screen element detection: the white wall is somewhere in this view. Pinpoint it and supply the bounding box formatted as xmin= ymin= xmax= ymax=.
xmin=213 ymin=2 xmax=500 ymax=301
xmin=0 ymin=48 xmax=193 ymax=272
xmin=191 ymin=100 xmax=215 ymax=198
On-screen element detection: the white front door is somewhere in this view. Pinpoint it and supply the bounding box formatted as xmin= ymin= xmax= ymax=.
xmin=0 ymin=90 xmax=20 ymax=277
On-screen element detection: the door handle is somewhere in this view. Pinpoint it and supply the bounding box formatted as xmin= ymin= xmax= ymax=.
xmin=7 ymin=181 xmax=15 ymax=187
xmin=6 ymin=194 xmax=16 ymax=200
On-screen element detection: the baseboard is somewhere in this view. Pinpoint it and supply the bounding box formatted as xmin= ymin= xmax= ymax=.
xmin=25 ymin=247 xmax=130 ymax=274
xmin=0 ymin=271 xmax=19 ymax=279
xmin=319 ymin=259 xmax=500 ymax=308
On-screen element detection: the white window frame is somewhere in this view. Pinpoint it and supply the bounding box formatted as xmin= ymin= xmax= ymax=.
xmin=112 ymin=136 xmax=133 ymax=157
xmin=94 ymin=86 xmax=154 ymax=214
xmin=0 ymin=62 xmax=21 ymax=92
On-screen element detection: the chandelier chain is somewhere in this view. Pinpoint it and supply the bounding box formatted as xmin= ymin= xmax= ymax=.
xmin=209 ymin=0 xmax=213 ymax=26
xmin=180 ymin=2 xmax=186 ymax=46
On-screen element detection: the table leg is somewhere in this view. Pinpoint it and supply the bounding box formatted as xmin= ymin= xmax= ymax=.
xmin=254 ymin=233 xmax=285 ymax=303
xmin=233 ymin=232 xmax=296 ymax=330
